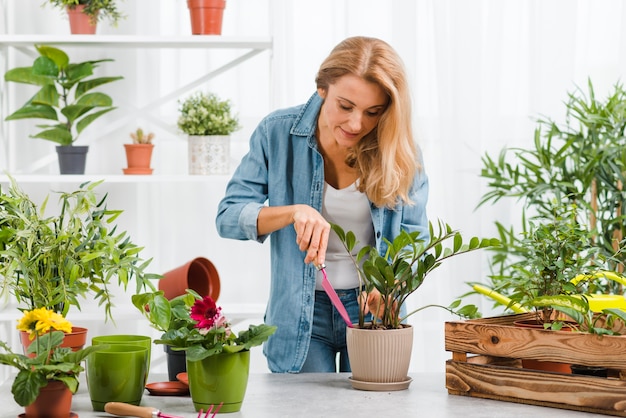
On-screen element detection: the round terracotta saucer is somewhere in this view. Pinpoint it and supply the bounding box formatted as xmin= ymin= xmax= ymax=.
xmin=145 ymin=381 xmax=190 ymax=396
xmin=176 ymin=372 xmax=189 ymax=386
xmin=19 ymin=414 xmax=77 ymax=418
xmin=348 ymin=376 xmax=412 ymax=391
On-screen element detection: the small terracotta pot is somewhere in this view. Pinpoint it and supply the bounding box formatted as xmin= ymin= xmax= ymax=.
xmin=20 ymin=326 xmax=88 ymax=357
xmin=66 ymin=5 xmax=98 ymax=35
xmin=187 ymin=0 xmax=226 ymax=35
xmin=123 ymin=143 xmax=154 ymax=175
xmin=159 ymin=257 xmax=221 ymax=301
xmin=24 ymin=380 xmax=72 ymax=418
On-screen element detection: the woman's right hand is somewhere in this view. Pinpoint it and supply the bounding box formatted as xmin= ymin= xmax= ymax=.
xmin=292 ymin=204 xmax=330 ymax=267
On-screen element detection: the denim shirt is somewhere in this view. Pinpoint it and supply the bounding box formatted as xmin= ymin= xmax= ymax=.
xmin=215 ymin=92 xmax=430 ymax=373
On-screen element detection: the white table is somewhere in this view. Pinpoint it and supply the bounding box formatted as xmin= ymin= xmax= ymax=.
xmin=0 ymin=372 xmax=610 ymax=418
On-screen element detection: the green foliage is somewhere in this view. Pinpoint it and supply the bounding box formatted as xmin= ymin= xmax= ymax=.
xmin=133 ymin=291 xmax=276 ymax=362
xmin=0 ymin=176 xmax=160 ymax=321
xmin=177 ymin=91 xmax=241 ymax=136
xmin=0 ymin=331 xmax=105 ymax=407
xmin=4 ymin=44 xmax=123 ymax=145
xmin=44 ymin=0 xmax=125 ymax=25
xmin=478 ymin=79 xmax=626 ymax=295
xmin=332 ymin=220 xmax=499 ymax=329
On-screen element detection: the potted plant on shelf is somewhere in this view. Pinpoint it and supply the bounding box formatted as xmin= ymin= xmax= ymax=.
xmin=177 ymin=91 xmax=241 ymax=175
xmin=0 ymin=308 xmax=105 ymax=416
xmin=132 ymin=290 xmax=201 ymax=381
xmin=332 ymin=219 xmax=498 ymax=390
xmin=139 ymin=293 xmax=276 ymax=412
xmin=44 ymin=0 xmax=125 ymax=34
xmin=0 ymin=176 xmax=160 ymax=329
xmin=124 ymin=127 xmax=155 ymax=175
xmin=3 ymin=44 xmax=123 ymax=174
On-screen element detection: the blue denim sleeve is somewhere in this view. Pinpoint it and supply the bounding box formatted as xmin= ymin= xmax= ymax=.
xmin=216 ymin=119 xmax=270 ymax=243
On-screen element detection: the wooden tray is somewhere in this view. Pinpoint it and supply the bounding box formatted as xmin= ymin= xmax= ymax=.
xmin=445 ymin=312 xmax=626 ymax=416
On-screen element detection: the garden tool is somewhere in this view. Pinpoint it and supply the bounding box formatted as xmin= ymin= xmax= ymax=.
xmin=197 ymin=402 xmax=223 ymax=418
xmin=316 ymin=264 xmax=354 ymax=327
xmin=104 ymin=402 xmax=183 ymax=418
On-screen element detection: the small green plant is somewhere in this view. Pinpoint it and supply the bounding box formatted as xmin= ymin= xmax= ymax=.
xmin=4 ymin=44 xmax=123 ymax=146
xmin=332 ymin=220 xmax=499 ymax=330
xmin=0 ymin=308 xmax=105 ymax=407
xmin=130 ymin=127 xmax=154 ymax=144
xmin=44 ymin=0 xmax=125 ymax=26
xmin=134 ymin=292 xmax=276 ymax=362
xmin=177 ymin=91 xmax=241 ymax=136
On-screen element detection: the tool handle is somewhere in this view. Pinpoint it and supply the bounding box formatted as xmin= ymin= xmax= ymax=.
xmin=104 ymin=402 xmax=156 ymax=418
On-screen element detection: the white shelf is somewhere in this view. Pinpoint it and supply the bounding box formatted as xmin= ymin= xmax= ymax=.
xmin=0 ymin=35 xmax=272 ymax=50
xmin=0 ymin=174 xmax=233 ymax=184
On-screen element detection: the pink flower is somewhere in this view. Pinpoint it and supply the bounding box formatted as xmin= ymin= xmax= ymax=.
xmin=190 ymin=296 xmax=227 ymax=330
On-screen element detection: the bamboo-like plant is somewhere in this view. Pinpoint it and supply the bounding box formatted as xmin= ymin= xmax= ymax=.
xmin=478 ymin=79 xmax=626 ymax=294
xmin=0 ymin=176 xmax=160 ymax=321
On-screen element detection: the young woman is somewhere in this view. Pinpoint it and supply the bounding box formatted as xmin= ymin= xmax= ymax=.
xmin=216 ymin=36 xmax=429 ymax=373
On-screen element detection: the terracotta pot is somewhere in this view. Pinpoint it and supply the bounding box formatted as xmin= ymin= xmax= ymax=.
xmin=159 ymin=257 xmax=221 ymax=301
xmin=123 ymin=143 xmax=154 ymax=175
xmin=24 ymin=380 xmax=72 ymax=418
xmin=187 ymin=0 xmax=226 ymax=35
xmin=20 ymin=326 xmax=88 ymax=357
xmin=513 ymin=319 xmax=573 ymax=374
xmin=66 ymin=5 xmax=98 ymax=35
xmin=346 ymin=324 xmax=413 ymax=390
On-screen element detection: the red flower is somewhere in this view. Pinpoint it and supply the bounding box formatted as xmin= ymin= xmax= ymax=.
xmin=190 ymin=296 xmax=223 ymax=329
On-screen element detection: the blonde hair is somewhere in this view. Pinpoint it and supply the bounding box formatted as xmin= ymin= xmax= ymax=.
xmin=315 ymin=36 xmax=419 ymax=208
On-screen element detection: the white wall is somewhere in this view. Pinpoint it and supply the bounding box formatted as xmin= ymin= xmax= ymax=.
xmin=2 ymin=0 xmax=626 ymax=382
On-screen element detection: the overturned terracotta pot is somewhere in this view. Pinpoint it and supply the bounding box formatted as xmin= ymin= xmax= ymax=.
xmin=159 ymin=257 xmax=221 ymax=301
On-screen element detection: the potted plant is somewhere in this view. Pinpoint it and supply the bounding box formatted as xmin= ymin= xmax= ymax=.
xmin=177 ymin=91 xmax=241 ymax=175
xmin=477 ymin=79 xmax=626 ymax=295
xmin=0 ymin=175 xmax=160 ymax=325
xmin=44 ymin=0 xmax=125 ymax=34
xmin=124 ymin=127 xmax=155 ymax=175
xmin=136 ymin=293 xmax=276 ymax=412
xmin=4 ymin=44 xmax=123 ymax=174
xmin=0 ymin=308 xmax=105 ymax=415
xmin=132 ymin=290 xmax=201 ymax=381
xmin=332 ymin=219 xmax=498 ymax=390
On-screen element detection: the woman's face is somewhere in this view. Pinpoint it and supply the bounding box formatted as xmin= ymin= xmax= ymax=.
xmin=317 ymin=74 xmax=388 ymax=149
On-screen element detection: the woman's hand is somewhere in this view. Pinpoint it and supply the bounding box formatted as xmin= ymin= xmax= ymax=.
xmin=292 ymin=205 xmax=330 ymax=267
xmin=359 ymin=289 xmax=397 ymax=320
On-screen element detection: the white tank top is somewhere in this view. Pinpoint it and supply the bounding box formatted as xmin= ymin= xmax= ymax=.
xmin=317 ymin=181 xmax=375 ymax=290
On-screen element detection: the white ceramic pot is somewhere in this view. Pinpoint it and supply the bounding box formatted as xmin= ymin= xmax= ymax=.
xmin=188 ymin=135 xmax=230 ymax=175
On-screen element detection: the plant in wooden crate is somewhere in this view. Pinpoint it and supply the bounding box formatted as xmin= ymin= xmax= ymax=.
xmin=0 ymin=176 xmax=159 ymax=323
xmin=178 ymin=91 xmax=241 ymax=175
xmin=3 ymin=44 xmax=123 ymax=174
xmin=332 ymin=220 xmax=498 ymax=390
xmin=476 ymin=79 xmax=626 ymax=297
xmin=0 ymin=308 xmax=105 ymax=415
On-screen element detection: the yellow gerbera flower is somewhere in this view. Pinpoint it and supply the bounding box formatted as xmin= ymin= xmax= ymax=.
xmin=16 ymin=308 xmax=73 ymax=339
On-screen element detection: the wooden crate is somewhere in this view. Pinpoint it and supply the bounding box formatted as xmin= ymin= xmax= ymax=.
xmin=445 ymin=312 xmax=626 ymax=416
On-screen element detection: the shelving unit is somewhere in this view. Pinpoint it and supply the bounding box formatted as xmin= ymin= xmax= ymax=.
xmin=0 ymin=35 xmax=272 ymax=173
xmin=0 ymin=32 xmax=274 ymax=379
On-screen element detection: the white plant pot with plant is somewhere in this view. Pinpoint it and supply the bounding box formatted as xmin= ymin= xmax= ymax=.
xmin=333 ymin=220 xmax=498 ymax=390
xmin=177 ymin=91 xmax=240 ymax=175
